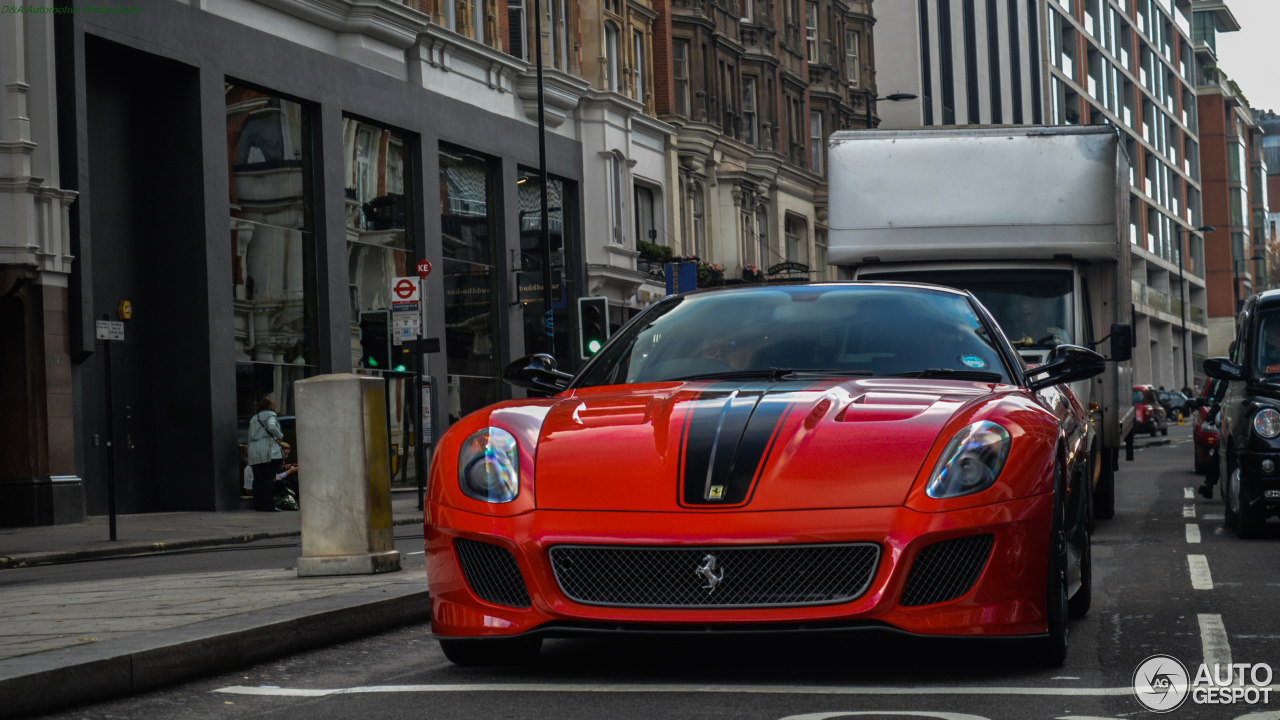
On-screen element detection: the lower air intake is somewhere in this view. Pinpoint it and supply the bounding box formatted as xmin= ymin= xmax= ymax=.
xmin=899 ymin=534 xmax=994 ymax=607
xmin=454 ymin=538 xmax=531 ymax=609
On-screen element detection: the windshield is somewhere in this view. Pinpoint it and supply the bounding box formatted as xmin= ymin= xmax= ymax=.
xmin=574 ymin=285 xmax=1012 ymax=388
xmin=865 ymin=269 xmax=1074 ymax=350
xmin=1256 ymin=312 xmax=1280 ymax=376
xmin=1132 ymin=389 xmax=1146 ymax=404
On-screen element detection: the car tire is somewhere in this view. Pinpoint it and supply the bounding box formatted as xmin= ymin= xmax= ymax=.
xmin=1068 ymin=523 xmax=1092 ymax=620
xmin=1222 ymin=460 xmax=1239 ymax=529
xmin=438 ymin=636 xmax=543 ymax=666
xmin=1032 ymin=460 xmax=1069 ymax=667
xmin=1094 ymin=450 xmax=1116 ymax=521
xmin=1236 ymin=483 xmax=1266 ymax=540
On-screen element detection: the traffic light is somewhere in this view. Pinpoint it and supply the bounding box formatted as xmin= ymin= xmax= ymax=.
xmin=577 ymin=296 xmax=609 ymax=359
xmin=358 ymin=310 xmax=390 ymax=370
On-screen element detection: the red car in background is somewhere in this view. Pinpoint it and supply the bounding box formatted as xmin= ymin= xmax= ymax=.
xmin=1133 ymin=385 xmax=1168 ymax=437
xmin=1193 ymin=378 xmax=1224 ymax=474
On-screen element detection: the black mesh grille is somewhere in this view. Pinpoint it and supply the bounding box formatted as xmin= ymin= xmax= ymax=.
xmin=899 ymin=534 xmax=994 ymax=607
xmin=454 ymin=539 xmax=531 ymax=608
xmin=549 ymin=543 xmax=880 ymax=608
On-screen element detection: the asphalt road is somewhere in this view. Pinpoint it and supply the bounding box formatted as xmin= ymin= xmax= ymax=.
xmin=31 ymin=423 xmax=1280 ymax=720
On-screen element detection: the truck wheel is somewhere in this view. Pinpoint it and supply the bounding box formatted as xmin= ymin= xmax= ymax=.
xmin=1094 ymin=449 xmax=1116 ymax=520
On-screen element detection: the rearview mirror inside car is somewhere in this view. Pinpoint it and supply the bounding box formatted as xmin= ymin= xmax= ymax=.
xmin=1027 ymin=344 xmax=1107 ymax=391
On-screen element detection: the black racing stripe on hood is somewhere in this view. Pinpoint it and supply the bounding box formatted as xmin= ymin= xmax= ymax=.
xmin=679 ymin=381 xmax=813 ymax=507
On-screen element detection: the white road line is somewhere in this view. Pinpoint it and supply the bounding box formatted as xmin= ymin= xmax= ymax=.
xmin=1183 ymin=505 xmax=1197 ymax=518
xmin=405 ymin=551 xmax=424 ymax=556
xmin=1199 ymin=614 xmax=1233 ymax=671
xmin=1188 ymin=554 xmax=1214 ymax=589
xmin=1186 ymin=524 xmax=1201 ymax=543
xmin=1185 ymin=487 xmax=1195 ymax=499
xmin=213 ymin=684 xmax=1140 ymax=698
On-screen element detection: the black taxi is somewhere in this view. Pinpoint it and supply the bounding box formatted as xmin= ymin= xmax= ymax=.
xmin=1203 ymin=289 xmax=1280 ymax=538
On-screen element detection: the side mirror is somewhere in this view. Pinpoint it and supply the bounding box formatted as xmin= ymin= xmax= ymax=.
xmin=1027 ymin=344 xmax=1107 ymax=391
xmin=502 ymin=353 xmax=573 ymax=395
xmin=1108 ymin=322 xmax=1133 ymax=362
xmin=1203 ymin=357 xmax=1244 ymax=383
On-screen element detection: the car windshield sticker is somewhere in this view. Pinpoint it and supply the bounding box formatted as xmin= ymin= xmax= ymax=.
xmin=960 ymin=355 xmax=988 ymax=369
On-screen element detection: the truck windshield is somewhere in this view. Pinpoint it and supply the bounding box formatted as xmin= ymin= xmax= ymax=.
xmin=1255 ymin=312 xmax=1280 ymax=377
xmin=864 ymin=269 xmax=1074 ymax=350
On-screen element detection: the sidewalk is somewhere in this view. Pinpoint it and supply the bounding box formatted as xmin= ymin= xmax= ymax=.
xmin=0 ymin=491 xmax=426 ymax=569
xmin=0 ymin=491 xmax=430 ymax=717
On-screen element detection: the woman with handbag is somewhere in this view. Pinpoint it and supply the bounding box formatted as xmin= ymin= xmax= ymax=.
xmin=247 ymin=397 xmax=286 ymax=512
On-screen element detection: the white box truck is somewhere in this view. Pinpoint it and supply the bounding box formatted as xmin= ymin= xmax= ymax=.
xmin=828 ymin=125 xmax=1135 ymax=519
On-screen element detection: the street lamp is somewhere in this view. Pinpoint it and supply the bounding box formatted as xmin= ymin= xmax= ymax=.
xmin=1178 ymin=225 xmax=1213 ymax=391
xmin=867 ymin=93 xmax=918 ymax=130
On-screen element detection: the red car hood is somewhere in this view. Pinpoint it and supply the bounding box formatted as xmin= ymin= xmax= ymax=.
xmin=533 ymin=378 xmax=997 ymax=512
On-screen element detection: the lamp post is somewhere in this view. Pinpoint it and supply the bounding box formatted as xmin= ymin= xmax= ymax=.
xmin=532 ymin=0 xmax=554 ymax=355
xmin=866 ymin=93 xmax=918 ymax=130
xmin=1179 ymin=225 xmax=1214 ymax=391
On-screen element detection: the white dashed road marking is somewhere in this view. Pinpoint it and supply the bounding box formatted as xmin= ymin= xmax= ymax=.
xmin=1183 ymin=505 xmax=1197 ymax=518
xmin=1188 ymin=555 xmax=1214 ymax=589
xmin=1185 ymin=487 xmax=1195 ymax=499
xmin=1186 ymin=524 xmax=1201 ymax=543
xmin=1199 ymin=614 xmax=1233 ymax=670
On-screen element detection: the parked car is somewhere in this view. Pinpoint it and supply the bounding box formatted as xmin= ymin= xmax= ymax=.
xmin=1203 ymin=289 xmax=1280 ymax=538
xmin=1193 ymin=379 xmax=1225 ymax=475
xmin=1157 ymin=390 xmax=1193 ymax=423
xmin=430 ymin=283 xmax=1105 ymax=667
xmin=1133 ymin=385 xmax=1168 ymax=437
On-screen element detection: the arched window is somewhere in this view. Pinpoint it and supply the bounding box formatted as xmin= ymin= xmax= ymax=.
xmin=605 ymin=23 xmax=620 ymax=92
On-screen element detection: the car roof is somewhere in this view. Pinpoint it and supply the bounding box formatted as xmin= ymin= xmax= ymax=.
xmin=1254 ymin=288 xmax=1280 ymax=310
xmin=675 ymin=280 xmax=972 ymax=300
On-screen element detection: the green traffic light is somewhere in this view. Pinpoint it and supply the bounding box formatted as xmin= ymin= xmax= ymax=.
xmin=588 ymin=339 xmax=602 ymax=353
xmin=394 ymin=364 xmax=406 ymax=372
xmin=367 ymin=357 xmax=378 ymax=367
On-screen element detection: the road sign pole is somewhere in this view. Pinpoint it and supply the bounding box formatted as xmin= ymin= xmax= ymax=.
xmin=416 ymin=276 xmax=427 ymax=512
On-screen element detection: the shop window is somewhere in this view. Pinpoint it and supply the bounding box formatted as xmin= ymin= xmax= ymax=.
xmin=227 ymin=84 xmax=318 ymax=487
xmin=518 ymin=169 xmax=577 ymax=367
xmin=440 ymin=146 xmax=502 ymax=421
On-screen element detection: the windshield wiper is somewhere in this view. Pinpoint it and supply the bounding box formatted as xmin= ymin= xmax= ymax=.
xmin=670 ymin=368 xmax=874 ymax=382
xmin=887 ymin=368 xmax=1004 ymax=383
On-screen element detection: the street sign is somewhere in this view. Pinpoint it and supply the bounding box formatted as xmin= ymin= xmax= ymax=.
xmin=421 ymin=379 xmax=433 ymax=446
xmin=117 ymin=300 xmax=132 ymax=320
xmin=416 ymin=259 xmax=433 ymax=279
xmin=392 ymin=277 xmax=422 ymax=346
xmin=95 ymin=320 xmax=124 ymax=341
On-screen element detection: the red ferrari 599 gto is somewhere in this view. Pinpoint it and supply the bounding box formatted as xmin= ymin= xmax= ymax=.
xmin=425 ymin=283 xmax=1104 ymax=667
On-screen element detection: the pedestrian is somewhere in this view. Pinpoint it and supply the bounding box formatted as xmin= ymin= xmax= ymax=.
xmin=247 ymin=397 xmax=286 ymax=512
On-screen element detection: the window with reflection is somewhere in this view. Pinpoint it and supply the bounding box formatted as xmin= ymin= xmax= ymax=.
xmin=441 ymin=146 xmax=502 ymax=422
xmin=227 ymin=83 xmax=318 ymax=490
xmin=344 ymin=118 xmax=419 ymax=486
xmin=518 ymin=169 xmax=578 ymax=369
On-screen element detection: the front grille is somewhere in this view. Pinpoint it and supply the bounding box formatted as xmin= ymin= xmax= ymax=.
xmin=899 ymin=534 xmax=994 ymax=607
xmin=454 ymin=539 xmax=531 ymax=608
xmin=548 ymin=543 xmax=880 ymax=608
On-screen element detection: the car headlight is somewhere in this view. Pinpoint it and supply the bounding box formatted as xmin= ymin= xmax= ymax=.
xmin=926 ymin=421 xmax=1012 ymax=499
xmin=1254 ymin=408 xmax=1280 ymax=439
xmin=457 ymin=427 xmax=520 ymax=503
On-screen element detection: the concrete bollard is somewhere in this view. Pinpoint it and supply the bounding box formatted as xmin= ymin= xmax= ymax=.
xmin=294 ymin=374 xmax=401 ymax=576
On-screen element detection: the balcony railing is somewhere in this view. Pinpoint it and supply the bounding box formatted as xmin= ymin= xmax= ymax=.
xmin=1136 ymin=279 xmax=1206 ymax=324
